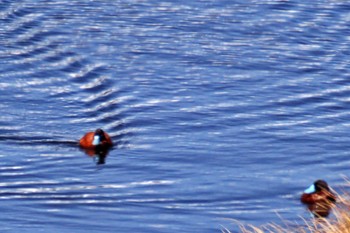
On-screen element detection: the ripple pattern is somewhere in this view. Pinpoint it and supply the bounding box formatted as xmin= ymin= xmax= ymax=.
xmin=1 ymin=1 xmax=350 ymax=233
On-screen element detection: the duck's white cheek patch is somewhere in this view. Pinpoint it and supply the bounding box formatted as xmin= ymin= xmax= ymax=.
xmin=304 ymin=184 xmax=316 ymax=194
xmin=92 ymin=136 xmax=100 ymax=145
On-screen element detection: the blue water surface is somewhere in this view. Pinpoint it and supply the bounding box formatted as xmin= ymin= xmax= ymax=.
xmin=1 ymin=0 xmax=350 ymax=232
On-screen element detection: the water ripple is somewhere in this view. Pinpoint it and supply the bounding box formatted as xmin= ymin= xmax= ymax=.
xmin=0 ymin=179 xmax=176 ymax=200
xmin=1 ymin=1 xmax=350 ymax=232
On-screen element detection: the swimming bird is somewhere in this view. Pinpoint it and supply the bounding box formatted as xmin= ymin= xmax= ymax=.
xmin=301 ymin=180 xmax=336 ymax=204
xmin=79 ymin=128 xmax=113 ymax=149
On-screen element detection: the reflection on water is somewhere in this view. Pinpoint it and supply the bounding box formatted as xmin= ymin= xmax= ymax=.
xmin=80 ymin=146 xmax=111 ymax=165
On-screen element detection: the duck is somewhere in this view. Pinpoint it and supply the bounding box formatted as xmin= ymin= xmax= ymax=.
xmin=79 ymin=128 xmax=113 ymax=149
xmin=301 ymin=180 xmax=336 ymax=204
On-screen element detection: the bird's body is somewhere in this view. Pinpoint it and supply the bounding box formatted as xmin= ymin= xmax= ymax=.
xmin=300 ymin=180 xmax=336 ymax=204
xmin=79 ymin=129 xmax=113 ymax=149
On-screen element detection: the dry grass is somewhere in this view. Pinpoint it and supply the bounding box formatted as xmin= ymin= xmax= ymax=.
xmin=222 ymin=190 xmax=350 ymax=233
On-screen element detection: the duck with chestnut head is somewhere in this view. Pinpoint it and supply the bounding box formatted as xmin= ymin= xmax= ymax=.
xmin=79 ymin=128 xmax=113 ymax=150
xmin=301 ymin=180 xmax=336 ymax=204
xmin=79 ymin=129 xmax=113 ymax=164
xmin=301 ymin=180 xmax=336 ymax=217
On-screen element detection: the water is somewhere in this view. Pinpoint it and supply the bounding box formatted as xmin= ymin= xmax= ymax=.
xmin=1 ymin=0 xmax=350 ymax=232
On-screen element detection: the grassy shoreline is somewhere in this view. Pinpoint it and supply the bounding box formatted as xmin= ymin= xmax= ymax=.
xmin=223 ymin=188 xmax=350 ymax=233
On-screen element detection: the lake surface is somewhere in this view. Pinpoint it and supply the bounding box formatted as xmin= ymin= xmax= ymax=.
xmin=1 ymin=0 xmax=350 ymax=232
